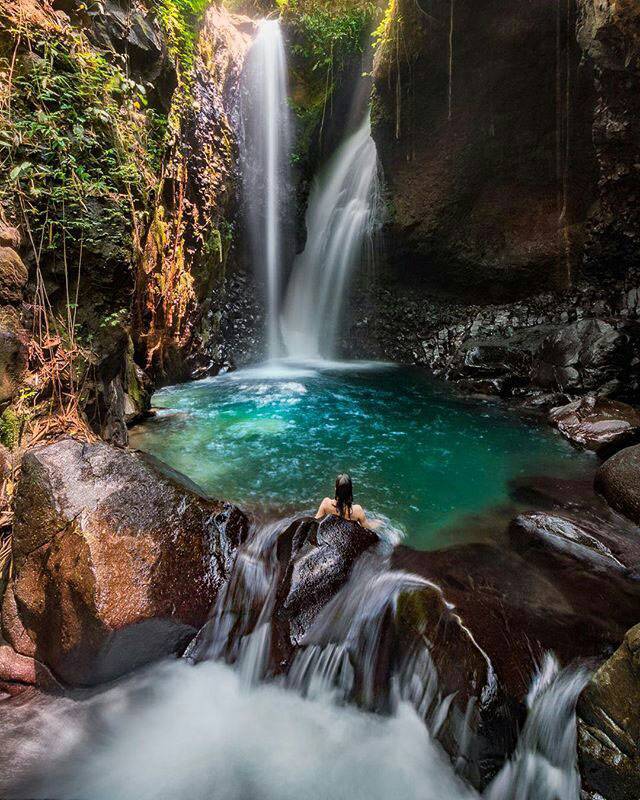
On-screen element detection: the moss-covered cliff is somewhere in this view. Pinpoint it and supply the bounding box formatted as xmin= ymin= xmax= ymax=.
xmin=0 ymin=0 xmax=255 ymax=449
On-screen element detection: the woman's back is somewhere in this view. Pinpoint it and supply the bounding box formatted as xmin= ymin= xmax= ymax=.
xmin=316 ymin=496 xmax=366 ymax=525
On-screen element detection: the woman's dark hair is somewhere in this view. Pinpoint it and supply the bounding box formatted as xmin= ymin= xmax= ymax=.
xmin=335 ymin=473 xmax=353 ymax=518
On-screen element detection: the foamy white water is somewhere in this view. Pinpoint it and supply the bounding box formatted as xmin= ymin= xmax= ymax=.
xmin=0 ymin=522 xmax=589 ymax=800
xmin=282 ymin=113 xmax=381 ymax=359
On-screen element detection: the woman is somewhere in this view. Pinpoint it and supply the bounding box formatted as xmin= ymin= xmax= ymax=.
xmin=315 ymin=473 xmax=380 ymax=530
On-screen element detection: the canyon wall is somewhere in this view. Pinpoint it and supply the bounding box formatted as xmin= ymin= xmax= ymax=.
xmin=371 ymin=0 xmax=598 ymax=301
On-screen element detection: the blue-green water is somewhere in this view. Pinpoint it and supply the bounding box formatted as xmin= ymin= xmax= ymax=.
xmin=130 ymin=362 xmax=593 ymax=549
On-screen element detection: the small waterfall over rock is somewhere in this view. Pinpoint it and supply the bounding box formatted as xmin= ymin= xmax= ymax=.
xmin=282 ymin=112 xmax=381 ymax=360
xmin=0 ymin=514 xmax=589 ymax=800
xmin=240 ymin=20 xmax=292 ymax=360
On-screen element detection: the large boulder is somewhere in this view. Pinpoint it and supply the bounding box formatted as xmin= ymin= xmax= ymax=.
xmin=273 ymin=515 xmax=379 ymax=649
xmin=2 ymin=437 xmax=248 ymax=686
xmin=186 ymin=514 xmax=379 ymax=668
xmin=578 ymin=624 xmax=640 ymax=800
xmin=509 ymin=510 xmax=640 ymax=576
xmin=595 ymin=444 xmax=640 ymax=524
xmin=532 ymin=319 xmax=633 ymax=393
xmin=549 ymin=395 xmax=640 ymax=455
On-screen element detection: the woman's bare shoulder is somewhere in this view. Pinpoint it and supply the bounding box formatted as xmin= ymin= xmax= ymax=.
xmin=316 ymin=497 xmax=333 ymax=515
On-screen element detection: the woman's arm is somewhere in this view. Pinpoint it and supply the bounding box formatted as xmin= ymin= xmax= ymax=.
xmin=355 ymin=505 xmax=382 ymax=530
xmin=315 ymin=498 xmax=330 ymax=519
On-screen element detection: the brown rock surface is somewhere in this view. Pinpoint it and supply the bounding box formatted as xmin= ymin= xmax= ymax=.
xmin=578 ymin=624 xmax=640 ymax=800
xmin=3 ymin=437 xmax=248 ymax=686
xmin=549 ymin=395 xmax=640 ymax=454
xmin=0 ymin=223 xmax=21 ymax=250
xmin=0 ymin=246 xmax=28 ymax=303
xmin=595 ymin=444 xmax=640 ymax=524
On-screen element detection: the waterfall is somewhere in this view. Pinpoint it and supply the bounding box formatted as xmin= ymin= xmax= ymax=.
xmin=240 ymin=20 xmax=292 ymax=360
xmin=1 ymin=516 xmax=589 ymax=800
xmin=281 ymin=112 xmax=381 ymax=360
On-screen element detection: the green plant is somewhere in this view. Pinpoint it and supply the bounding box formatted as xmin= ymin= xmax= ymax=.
xmin=151 ymin=0 xmax=211 ymax=79
xmin=0 ymin=33 xmax=165 ymax=263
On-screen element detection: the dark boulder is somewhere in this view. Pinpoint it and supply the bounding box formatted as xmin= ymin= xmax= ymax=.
xmin=549 ymin=395 xmax=640 ymax=455
xmin=509 ymin=510 xmax=640 ymax=576
xmin=532 ymin=319 xmax=633 ymax=393
xmin=0 ymin=309 xmax=28 ymax=404
xmin=595 ymin=444 xmax=640 ymax=524
xmin=274 ymin=515 xmax=379 ymax=650
xmin=391 ymin=501 xmax=640 ymax=785
xmin=3 ymin=437 xmax=248 ymax=686
xmin=578 ymin=624 xmax=640 ymax=800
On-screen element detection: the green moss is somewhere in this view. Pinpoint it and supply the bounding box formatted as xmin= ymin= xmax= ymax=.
xmin=0 ymin=407 xmax=26 ymax=450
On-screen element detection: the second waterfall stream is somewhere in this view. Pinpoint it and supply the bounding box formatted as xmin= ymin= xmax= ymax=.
xmin=240 ymin=18 xmax=380 ymax=362
xmin=281 ymin=112 xmax=381 ymax=360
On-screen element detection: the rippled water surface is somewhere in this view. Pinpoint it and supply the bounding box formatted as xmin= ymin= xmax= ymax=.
xmin=131 ymin=362 xmax=592 ymax=549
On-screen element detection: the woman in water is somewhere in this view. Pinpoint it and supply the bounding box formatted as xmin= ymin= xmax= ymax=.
xmin=315 ymin=473 xmax=380 ymax=530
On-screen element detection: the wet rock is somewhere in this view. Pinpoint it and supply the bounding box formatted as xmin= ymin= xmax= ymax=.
xmin=595 ymin=444 xmax=640 ymax=525
xmin=577 ymin=624 xmax=640 ymax=800
xmin=0 ymin=318 xmax=28 ymax=403
xmin=509 ymin=510 xmax=640 ymax=576
xmin=533 ymin=319 xmax=632 ymax=392
xmin=393 ymin=531 xmax=640 ymax=725
xmin=549 ymin=395 xmax=640 ymax=455
xmin=394 ymin=582 xmax=506 ymax=783
xmin=0 ymin=247 xmax=28 ymax=303
xmin=3 ymin=437 xmax=248 ymax=686
xmin=274 ymin=515 xmax=378 ymax=650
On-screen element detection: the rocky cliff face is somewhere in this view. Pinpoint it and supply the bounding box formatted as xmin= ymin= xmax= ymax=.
xmin=346 ymin=0 xmax=640 ymax=400
xmin=577 ymin=0 xmax=640 ymax=278
xmin=372 ymin=0 xmax=597 ymax=301
xmin=370 ymin=0 xmax=639 ymax=298
xmin=133 ymin=6 xmax=259 ymax=382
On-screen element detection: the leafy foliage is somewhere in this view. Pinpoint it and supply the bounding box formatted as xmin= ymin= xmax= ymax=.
xmin=0 ymin=31 xmax=164 ymax=263
xmin=151 ymin=0 xmax=210 ymax=79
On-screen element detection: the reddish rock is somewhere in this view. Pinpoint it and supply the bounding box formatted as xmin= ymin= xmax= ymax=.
xmin=0 ymin=643 xmax=60 ymax=694
xmin=4 ymin=437 xmax=248 ymax=686
xmin=0 ymin=224 xmax=21 ymax=250
xmin=549 ymin=395 xmax=640 ymax=455
xmin=0 ymin=247 xmax=28 ymax=303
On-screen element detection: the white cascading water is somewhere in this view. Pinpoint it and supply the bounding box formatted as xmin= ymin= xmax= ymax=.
xmin=281 ymin=112 xmax=381 ymax=360
xmin=240 ymin=20 xmax=291 ymax=360
xmin=0 ymin=517 xmax=590 ymax=800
